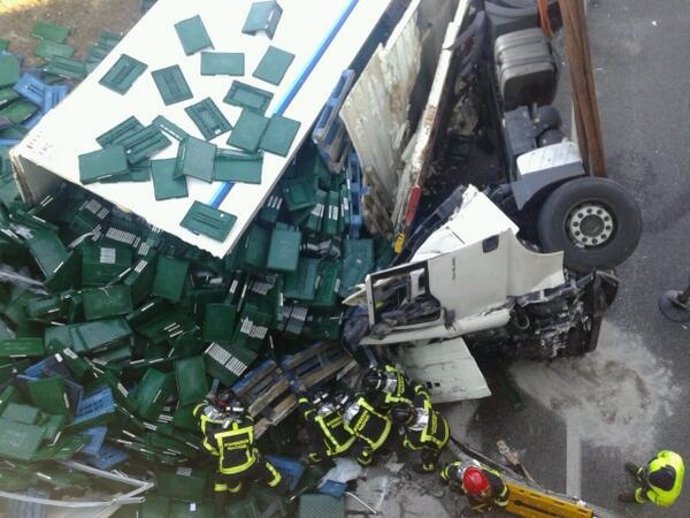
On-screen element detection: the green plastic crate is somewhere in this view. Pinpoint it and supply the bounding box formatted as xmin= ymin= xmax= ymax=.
xmin=266 ymin=225 xmax=301 ymax=272
xmin=130 ymin=368 xmax=176 ymax=420
xmin=81 ymin=242 xmax=133 ymax=286
xmin=157 ymin=466 xmax=210 ymax=502
xmin=297 ymin=493 xmax=344 ymax=518
xmin=175 ymin=356 xmax=209 ymax=407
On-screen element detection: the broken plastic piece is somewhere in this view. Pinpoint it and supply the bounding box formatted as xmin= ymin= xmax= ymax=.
xmin=99 ymin=54 xmax=148 ymax=94
xmin=174 ymin=136 xmax=216 ymax=182
xmin=223 ymin=80 xmax=273 ymax=114
xmin=185 ymin=97 xmax=232 ymax=140
xmin=253 ymin=45 xmax=294 ymax=86
xmin=151 ymin=65 xmax=193 ymax=105
xmin=200 ymin=52 xmax=244 ymax=76
xmin=259 ymin=114 xmax=301 ymax=156
xmin=214 ymin=148 xmax=263 ymax=184
xmin=227 ymin=109 xmax=269 ymax=153
xmin=174 ymin=14 xmax=213 ymax=55
xmin=152 ymin=158 xmax=189 ymax=200
xmin=242 ymin=1 xmax=283 ymax=39
xmin=78 ymin=145 xmax=129 ymax=184
xmin=180 ymin=201 xmax=237 ymax=242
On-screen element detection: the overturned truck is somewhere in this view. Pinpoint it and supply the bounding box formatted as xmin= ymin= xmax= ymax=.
xmin=341 ymin=0 xmax=641 ymax=393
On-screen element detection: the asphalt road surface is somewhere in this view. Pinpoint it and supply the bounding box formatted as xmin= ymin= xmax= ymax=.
xmin=441 ymin=1 xmax=690 ymax=516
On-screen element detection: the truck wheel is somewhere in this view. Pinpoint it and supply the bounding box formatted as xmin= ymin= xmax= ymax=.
xmin=537 ymin=177 xmax=642 ymax=272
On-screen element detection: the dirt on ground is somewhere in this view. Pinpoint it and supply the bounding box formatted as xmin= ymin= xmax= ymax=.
xmin=0 ymin=0 xmax=144 ymax=67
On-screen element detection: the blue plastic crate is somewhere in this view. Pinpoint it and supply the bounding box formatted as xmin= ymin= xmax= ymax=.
xmin=83 ymin=443 xmax=128 ymax=470
xmin=312 ymin=69 xmax=355 ymax=144
xmin=265 ymin=455 xmax=305 ymax=492
xmin=42 ymin=84 xmax=70 ymax=113
xmin=73 ymin=386 xmax=115 ymax=425
xmin=318 ymin=480 xmax=347 ymax=498
xmin=79 ymin=426 xmax=108 ymax=456
xmin=13 ymin=72 xmax=48 ymax=105
xmin=23 ymin=354 xmax=72 ymax=379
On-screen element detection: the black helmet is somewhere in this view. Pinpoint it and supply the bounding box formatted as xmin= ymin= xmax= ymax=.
xmin=213 ymin=389 xmax=245 ymax=413
xmin=390 ymin=403 xmax=415 ymax=425
xmin=362 ymin=368 xmax=385 ymax=392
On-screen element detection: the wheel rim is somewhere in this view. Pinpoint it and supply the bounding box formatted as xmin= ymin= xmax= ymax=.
xmin=566 ymin=202 xmax=615 ymax=248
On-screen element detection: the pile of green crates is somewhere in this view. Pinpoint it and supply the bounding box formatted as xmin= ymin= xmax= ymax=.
xmin=0 ymin=16 xmax=389 ymax=514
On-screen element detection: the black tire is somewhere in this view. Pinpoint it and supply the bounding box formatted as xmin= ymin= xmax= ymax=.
xmin=537 ymin=177 xmax=642 ymax=272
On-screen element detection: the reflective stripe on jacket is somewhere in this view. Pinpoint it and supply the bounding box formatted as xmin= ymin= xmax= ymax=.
xmin=299 ymin=397 xmax=355 ymax=456
xmin=343 ymin=396 xmax=392 ymax=450
xmin=402 ymin=385 xmax=450 ymax=451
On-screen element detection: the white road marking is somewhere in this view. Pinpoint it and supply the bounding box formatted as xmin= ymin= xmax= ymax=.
xmin=566 ymin=419 xmax=582 ymax=497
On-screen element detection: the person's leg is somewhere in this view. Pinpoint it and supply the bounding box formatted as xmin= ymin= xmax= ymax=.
xmin=351 ymin=439 xmax=373 ymax=466
xmin=214 ymin=473 xmax=243 ymax=518
xmin=420 ymin=449 xmax=440 ymax=473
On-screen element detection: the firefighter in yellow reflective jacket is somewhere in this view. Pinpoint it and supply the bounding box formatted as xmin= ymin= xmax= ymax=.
xmin=440 ymin=460 xmax=509 ymax=514
xmin=193 ymin=390 xmax=286 ymax=518
xmin=341 ymin=391 xmax=392 ymax=466
xmin=390 ymin=384 xmax=450 ymax=473
xmin=361 ymin=363 xmax=415 ymax=411
xmin=297 ymin=389 xmax=355 ymax=464
xmin=619 ymin=450 xmax=684 ymax=507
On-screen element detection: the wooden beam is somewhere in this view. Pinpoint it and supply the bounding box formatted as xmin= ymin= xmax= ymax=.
xmin=558 ymin=0 xmax=607 ymax=177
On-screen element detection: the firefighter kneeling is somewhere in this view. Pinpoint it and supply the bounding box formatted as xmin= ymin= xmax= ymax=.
xmin=341 ymin=391 xmax=393 ymax=466
xmin=194 ymin=389 xmax=287 ymax=518
xmin=297 ymin=389 xmax=355 ymax=464
xmin=390 ymin=383 xmax=450 ymax=473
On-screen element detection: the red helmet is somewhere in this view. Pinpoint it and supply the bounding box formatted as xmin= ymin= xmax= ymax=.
xmin=462 ymin=467 xmax=491 ymax=497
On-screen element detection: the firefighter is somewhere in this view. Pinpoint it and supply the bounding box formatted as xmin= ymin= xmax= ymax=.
xmin=619 ymin=450 xmax=684 ymax=507
xmin=440 ymin=460 xmax=509 ymax=514
xmin=296 ymin=388 xmax=355 ymax=464
xmin=361 ymin=363 xmax=415 ymax=411
xmin=341 ymin=391 xmax=393 ymax=466
xmin=193 ymin=389 xmax=286 ymax=518
xmin=390 ymin=383 xmax=450 ymax=473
